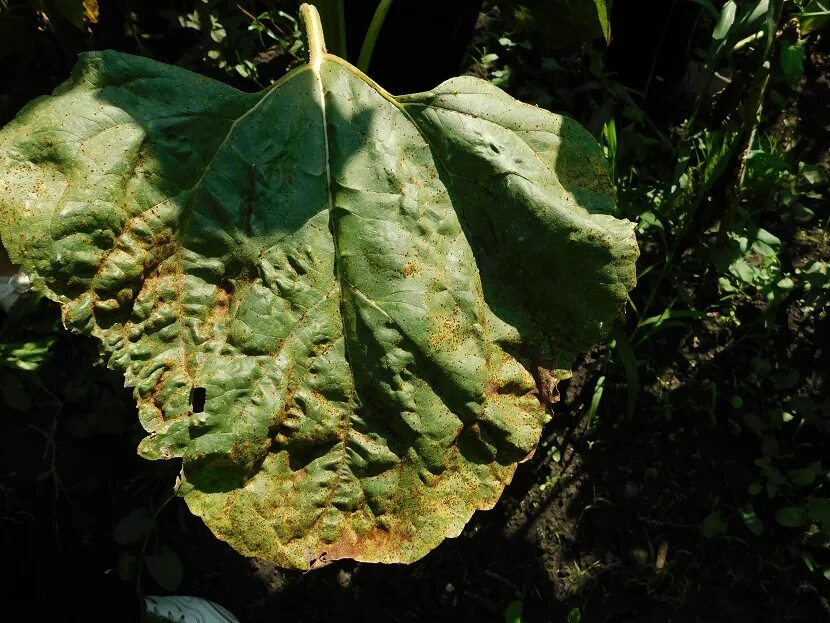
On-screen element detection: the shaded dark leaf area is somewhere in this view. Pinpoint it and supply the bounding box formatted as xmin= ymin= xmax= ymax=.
xmin=1 ymin=1 xmax=829 ymax=622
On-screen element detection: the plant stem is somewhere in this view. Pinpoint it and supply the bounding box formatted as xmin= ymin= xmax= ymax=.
xmin=357 ymin=0 xmax=394 ymax=73
xmin=300 ymin=3 xmax=327 ymax=67
xmin=307 ymin=0 xmax=346 ymax=59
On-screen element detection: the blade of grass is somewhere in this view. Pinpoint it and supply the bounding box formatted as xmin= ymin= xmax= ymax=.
xmin=587 ymin=375 xmax=606 ymax=428
xmin=611 ymin=323 xmax=640 ymax=419
xmin=358 ymin=0 xmax=394 ymax=73
xmin=637 ymin=309 xmax=706 ymax=329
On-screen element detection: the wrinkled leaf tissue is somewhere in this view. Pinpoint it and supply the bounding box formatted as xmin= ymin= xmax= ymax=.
xmin=0 ymin=4 xmax=637 ymax=568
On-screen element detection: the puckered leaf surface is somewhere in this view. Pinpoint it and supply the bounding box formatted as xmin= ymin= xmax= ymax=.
xmin=0 ymin=6 xmax=636 ymax=569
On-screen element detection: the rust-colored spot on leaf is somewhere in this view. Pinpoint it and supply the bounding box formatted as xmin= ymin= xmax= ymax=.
xmin=323 ymin=524 xmax=398 ymax=564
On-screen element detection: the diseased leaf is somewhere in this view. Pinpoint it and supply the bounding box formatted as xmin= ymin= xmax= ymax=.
xmin=0 ymin=5 xmax=637 ymax=568
xmin=83 ymin=0 xmax=99 ymax=24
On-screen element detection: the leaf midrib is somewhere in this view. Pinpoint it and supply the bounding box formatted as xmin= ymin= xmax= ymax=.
xmin=311 ymin=55 xmax=359 ymax=506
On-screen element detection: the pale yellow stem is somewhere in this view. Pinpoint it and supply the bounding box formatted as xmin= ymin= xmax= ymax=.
xmin=300 ymin=3 xmax=327 ymax=72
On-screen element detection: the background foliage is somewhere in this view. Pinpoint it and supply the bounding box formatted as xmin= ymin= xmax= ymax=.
xmin=1 ymin=0 xmax=828 ymax=621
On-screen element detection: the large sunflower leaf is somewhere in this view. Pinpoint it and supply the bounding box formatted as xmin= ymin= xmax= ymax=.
xmin=0 ymin=5 xmax=636 ymax=568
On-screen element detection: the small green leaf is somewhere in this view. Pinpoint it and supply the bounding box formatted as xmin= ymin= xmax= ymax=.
xmin=807 ymin=497 xmax=830 ymax=532
xmin=115 ymin=552 xmax=138 ymax=582
xmin=0 ymin=339 xmax=55 ymax=371
xmin=701 ymin=511 xmax=728 ymax=538
xmin=739 ymin=504 xmax=764 ymax=536
xmin=743 ymin=412 xmax=764 ymax=434
xmin=637 ymin=211 xmax=664 ymax=232
xmin=755 ymin=227 xmax=781 ymax=250
xmin=780 ymin=40 xmax=806 ymax=86
xmin=789 ymin=467 xmax=816 ymax=487
xmin=776 ymin=276 xmax=795 ymax=290
xmin=145 ymin=545 xmax=184 ymax=591
xmin=505 ymin=600 xmax=523 ymax=623
xmin=775 ymin=506 xmax=809 ymax=528
xmin=114 ymin=508 xmax=155 ymax=545
xmin=0 ymin=373 xmax=31 ymax=412
xmin=714 ymin=1 xmax=737 ymax=40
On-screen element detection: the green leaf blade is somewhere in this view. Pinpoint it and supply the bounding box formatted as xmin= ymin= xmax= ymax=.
xmin=0 ymin=44 xmax=636 ymax=569
xmin=776 ymin=506 xmax=809 ymax=528
xmin=398 ymin=77 xmax=637 ymax=370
